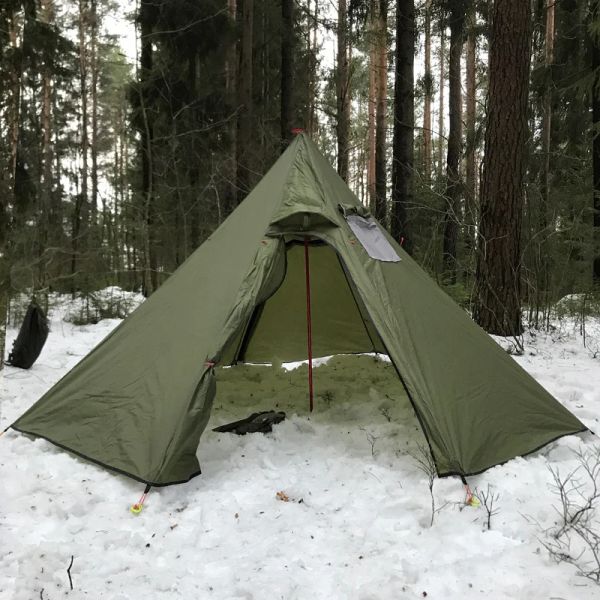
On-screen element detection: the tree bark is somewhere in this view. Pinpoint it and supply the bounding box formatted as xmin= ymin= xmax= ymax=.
xmin=8 ymin=11 xmax=22 ymax=209
xmin=139 ymin=0 xmax=156 ymax=296
xmin=442 ymin=3 xmax=465 ymax=284
xmin=337 ymin=0 xmax=350 ymax=181
xmin=464 ymin=8 xmax=477 ymax=258
xmin=541 ymin=0 xmax=554 ymax=222
xmin=593 ymin=0 xmax=600 ymax=283
xmin=390 ymin=0 xmax=414 ymax=248
xmin=437 ymin=26 xmax=446 ymax=179
xmin=423 ymin=0 xmax=432 ymax=182
xmin=374 ymin=0 xmax=388 ymax=224
xmin=280 ymin=0 xmax=294 ymax=150
xmin=236 ymin=0 xmax=254 ymax=203
xmin=367 ymin=0 xmax=377 ymax=210
xmin=225 ymin=0 xmax=237 ymax=216
xmin=90 ymin=0 xmax=99 ymax=224
xmin=473 ymin=0 xmax=532 ymax=336
xmin=308 ymin=0 xmax=319 ymax=136
xmin=39 ymin=0 xmax=55 ymax=294
xmin=536 ymin=0 xmax=555 ymax=319
xmin=0 ymin=9 xmax=24 ymax=369
xmin=72 ymin=0 xmax=89 ymax=295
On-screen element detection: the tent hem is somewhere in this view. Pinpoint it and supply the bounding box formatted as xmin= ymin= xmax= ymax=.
xmin=437 ymin=426 xmax=590 ymax=479
xmin=10 ymin=425 xmax=202 ymax=487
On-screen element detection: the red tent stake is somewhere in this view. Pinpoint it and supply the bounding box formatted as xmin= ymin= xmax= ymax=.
xmin=304 ymin=236 xmax=314 ymax=412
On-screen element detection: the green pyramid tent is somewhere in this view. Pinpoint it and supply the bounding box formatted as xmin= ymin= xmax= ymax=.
xmin=10 ymin=134 xmax=587 ymax=487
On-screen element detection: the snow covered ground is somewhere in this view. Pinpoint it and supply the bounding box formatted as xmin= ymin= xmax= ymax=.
xmin=2 ymin=292 xmax=600 ymax=599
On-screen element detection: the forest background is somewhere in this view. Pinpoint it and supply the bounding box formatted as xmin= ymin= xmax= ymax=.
xmin=1 ymin=0 xmax=599 ymax=368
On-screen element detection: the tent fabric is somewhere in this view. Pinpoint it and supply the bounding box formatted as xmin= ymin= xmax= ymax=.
xmin=7 ymin=303 xmax=49 ymax=369
xmin=11 ymin=134 xmax=587 ymax=486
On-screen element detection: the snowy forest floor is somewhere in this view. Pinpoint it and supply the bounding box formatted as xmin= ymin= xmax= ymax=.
xmin=1 ymin=291 xmax=600 ymax=599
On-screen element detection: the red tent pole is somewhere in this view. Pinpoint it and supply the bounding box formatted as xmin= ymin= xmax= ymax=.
xmin=304 ymin=236 xmax=314 ymax=412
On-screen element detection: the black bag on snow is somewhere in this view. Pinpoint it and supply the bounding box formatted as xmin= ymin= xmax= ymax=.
xmin=213 ymin=411 xmax=286 ymax=435
xmin=7 ymin=303 xmax=49 ymax=369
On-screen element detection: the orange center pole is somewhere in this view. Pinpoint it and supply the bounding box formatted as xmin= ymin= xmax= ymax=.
xmin=304 ymin=236 xmax=314 ymax=412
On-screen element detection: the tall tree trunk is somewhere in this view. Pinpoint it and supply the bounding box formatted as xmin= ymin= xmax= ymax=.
xmin=437 ymin=26 xmax=446 ymax=179
xmin=337 ymin=0 xmax=350 ymax=181
xmin=367 ymin=0 xmax=377 ymax=210
xmin=39 ymin=0 xmax=55 ymax=294
xmin=281 ymin=0 xmax=294 ymax=150
xmin=442 ymin=4 xmax=465 ymax=284
xmin=90 ymin=0 xmax=99 ymax=224
xmin=225 ymin=0 xmax=237 ymax=216
xmin=236 ymin=0 xmax=254 ymax=203
xmin=541 ymin=0 xmax=554 ymax=221
xmin=593 ymin=0 xmax=600 ymax=283
xmin=423 ymin=0 xmax=432 ymax=182
xmin=464 ymin=8 xmax=477 ymax=260
xmin=390 ymin=0 xmax=414 ymax=248
xmin=536 ymin=0 xmax=555 ymax=319
xmin=139 ymin=0 xmax=156 ymax=296
xmin=473 ymin=0 xmax=532 ymax=336
xmin=72 ymin=0 xmax=89 ymax=295
xmin=374 ymin=0 xmax=388 ymax=224
xmin=308 ymin=0 xmax=319 ymax=135
xmin=0 ymin=10 xmax=24 ymax=369
xmin=8 ymin=11 xmax=22 ymax=207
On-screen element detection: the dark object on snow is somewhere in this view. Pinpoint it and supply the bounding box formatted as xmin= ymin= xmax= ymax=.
xmin=213 ymin=411 xmax=286 ymax=435
xmin=7 ymin=303 xmax=49 ymax=369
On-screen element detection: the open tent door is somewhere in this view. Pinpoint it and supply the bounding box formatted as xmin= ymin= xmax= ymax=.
xmin=233 ymin=241 xmax=386 ymax=364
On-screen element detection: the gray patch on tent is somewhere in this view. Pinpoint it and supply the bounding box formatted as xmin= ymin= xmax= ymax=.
xmin=345 ymin=214 xmax=401 ymax=262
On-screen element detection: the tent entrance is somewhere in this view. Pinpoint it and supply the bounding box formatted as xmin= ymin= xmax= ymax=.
xmin=233 ymin=240 xmax=385 ymax=365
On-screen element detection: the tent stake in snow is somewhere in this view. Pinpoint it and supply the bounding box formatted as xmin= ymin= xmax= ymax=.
xmin=130 ymin=484 xmax=151 ymax=515
xmin=304 ymin=236 xmax=314 ymax=412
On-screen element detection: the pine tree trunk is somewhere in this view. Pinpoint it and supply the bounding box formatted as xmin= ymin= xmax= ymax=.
xmin=225 ymin=0 xmax=237 ymax=216
xmin=464 ymin=10 xmax=477 ymax=260
xmin=442 ymin=4 xmax=465 ymax=284
xmin=308 ymin=0 xmax=319 ymax=135
xmin=367 ymin=0 xmax=377 ymax=210
xmin=51 ymin=89 xmax=63 ymax=257
xmin=390 ymin=0 xmax=414 ymax=247
xmin=593 ymin=0 xmax=600 ymax=283
xmin=536 ymin=0 xmax=555 ymax=319
xmin=117 ymin=120 xmax=127 ymax=284
xmin=72 ymin=0 xmax=89 ymax=295
xmin=541 ymin=0 xmax=554 ymax=222
xmin=1 ymin=10 xmax=24 ymax=369
xmin=423 ymin=0 xmax=432 ymax=182
xmin=281 ymin=0 xmax=294 ymax=150
xmin=437 ymin=26 xmax=446 ymax=179
xmin=374 ymin=0 xmax=388 ymax=224
xmin=139 ymin=0 xmax=156 ymax=296
xmin=259 ymin=2 xmax=269 ymax=163
xmin=337 ymin=0 xmax=350 ymax=181
xmin=8 ymin=11 xmax=22 ymax=208
xmin=90 ymin=0 xmax=99 ymax=225
xmin=236 ymin=0 xmax=254 ymax=203
xmin=473 ymin=0 xmax=532 ymax=336
xmin=39 ymin=0 xmax=55 ymax=295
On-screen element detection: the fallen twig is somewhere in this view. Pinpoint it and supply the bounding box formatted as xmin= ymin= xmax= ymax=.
xmin=67 ymin=555 xmax=74 ymax=590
